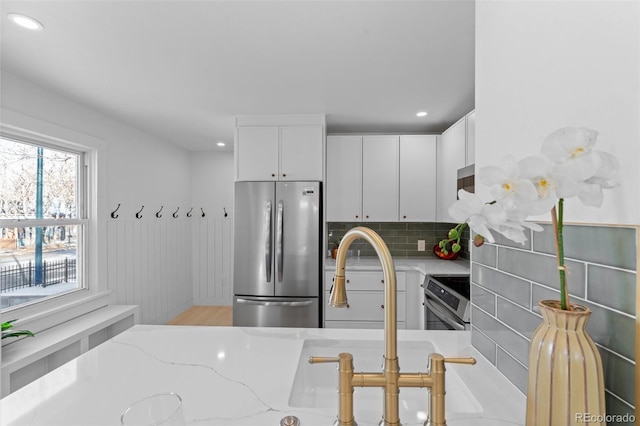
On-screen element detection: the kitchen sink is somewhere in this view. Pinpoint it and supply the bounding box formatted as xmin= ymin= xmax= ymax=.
xmin=288 ymin=339 xmax=482 ymax=424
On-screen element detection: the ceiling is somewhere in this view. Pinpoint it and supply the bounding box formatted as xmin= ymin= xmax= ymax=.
xmin=0 ymin=1 xmax=475 ymax=152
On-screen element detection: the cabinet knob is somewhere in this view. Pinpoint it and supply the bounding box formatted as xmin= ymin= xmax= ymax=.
xmin=380 ymin=279 xmax=384 ymax=284
xmin=346 ymin=279 xmax=350 ymax=283
xmin=365 ymin=215 xmax=370 ymax=219
xmin=271 ymin=173 xmax=276 ymax=177
xmin=403 ymin=215 xmax=407 ymax=219
xmin=355 ymin=215 xmax=359 ymax=219
xmin=282 ymin=173 xmax=287 ymax=177
xmin=380 ymin=304 xmax=384 ymax=309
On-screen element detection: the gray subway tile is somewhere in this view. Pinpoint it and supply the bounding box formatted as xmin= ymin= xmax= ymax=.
xmin=491 ymin=227 xmax=533 ymax=250
xmin=471 ymin=326 xmax=496 ymax=365
xmin=533 ymin=224 xmax=637 ymax=271
xmin=472 ymin=263 xmax=531 ymax=308
xmin=599 ymin=348 xmax=635 ymax=407
xmin=587 ymin=265 xmax=636 ymax=315
xmin=498 ymin=246 xmax=586 ymax=298
xmin=496 ymin=347 xmax=528 ymax=394
xmin=496 ymin=297 xmax=542 ymax=339
xmin=471 ymin=283 xmax=496 ymax=315
xmin=471 ymin=243 xmax=496 ymax=268
xmin=472 ymin=306 xmax=530 ymax=366
xmin=604 ymin=392 xmax=635 ymax=426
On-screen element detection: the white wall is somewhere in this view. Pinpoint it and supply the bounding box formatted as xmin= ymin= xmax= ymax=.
xmin=1 ymin=70 xmax=193 ymax=324
xmin=476 ymin=0 xmax=640 ymax=225
xmin=190 ymin=151 xmax=234 ymax=305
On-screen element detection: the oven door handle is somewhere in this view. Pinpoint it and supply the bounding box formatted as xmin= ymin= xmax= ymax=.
xmin=425 ymin=296 xmax=467 ymax=331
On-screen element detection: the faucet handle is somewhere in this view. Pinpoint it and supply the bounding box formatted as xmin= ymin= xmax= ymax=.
xmin=444 ymin=357 xmax=477 ymax=365
xmin=308 ymin=356 xmax=340 ymax=364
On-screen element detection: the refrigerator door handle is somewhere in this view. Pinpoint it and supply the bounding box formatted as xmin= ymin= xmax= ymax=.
xmin=264 ymin=200 xmax=273 ymax=283
xmin=276 ymin=200 xmax=284 ymax=283
xmin=236 ymin=298 xmax=314 ymax=307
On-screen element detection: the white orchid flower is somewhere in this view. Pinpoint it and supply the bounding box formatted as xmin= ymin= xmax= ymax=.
xmin=541 ymin=127 xmax=620 ymax=207
xmin=541 ymin=127 xmax=602 ymax=181
xmin=517 ymin=155 xmax=559 ymax=215
xmin=478 ymin=155 xmax=539 ymax=215
xmin=576 ymin=151 xmax=621 ymax=207
xmin=449 ymin=190 xmax=508 ymax=244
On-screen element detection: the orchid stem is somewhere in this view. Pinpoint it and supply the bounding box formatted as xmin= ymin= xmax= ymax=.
xmin=551 ymin=200 xmax=570 ymax=310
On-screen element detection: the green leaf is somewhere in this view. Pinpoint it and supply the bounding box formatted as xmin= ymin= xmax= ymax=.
xmin=2 ymin=330 xmax=35 ymax=339
xmin=1 ymin=320 xmax=18 ymax=331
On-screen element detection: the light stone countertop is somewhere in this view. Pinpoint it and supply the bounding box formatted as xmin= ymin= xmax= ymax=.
xmin=0 ymin=325 xmax=525 ymax=426
xmin=324 ymin=256 xmax=471 ymax=276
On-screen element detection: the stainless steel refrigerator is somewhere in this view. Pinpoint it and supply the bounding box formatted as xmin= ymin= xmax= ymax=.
xmin=232 ymin=181 xmax=321 ymax=327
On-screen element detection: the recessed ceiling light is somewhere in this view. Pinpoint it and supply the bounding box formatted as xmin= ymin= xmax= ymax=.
xmin=216 ymin=142 xmax=226 ymax=147
xmin=8 ymin=13 xmax=44 ymax=31
xmin=416 ymin=111 xmax=428 ymax=117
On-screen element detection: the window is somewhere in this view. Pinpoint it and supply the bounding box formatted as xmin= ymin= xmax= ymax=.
xmin=0 ymin=136 xmax=87 ymax=312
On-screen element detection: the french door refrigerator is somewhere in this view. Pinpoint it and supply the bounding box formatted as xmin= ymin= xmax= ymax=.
xmin=232 ymin=181 xmax=321 ymax=327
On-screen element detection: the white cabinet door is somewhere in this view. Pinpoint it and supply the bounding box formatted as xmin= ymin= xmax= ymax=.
xmin=326 ymin=136 xmax=363 ymax=221
xmin=236 ymin=127 xmax=279 ymax=181
xmin=399 ymin=135 xmax=437 ymax=222
xmin=362 ymin=135 xmax=399 ymax=222
xmin=466 ymin=111 xmax=476 ymax=166
xmin=279 ymin=126 xmax=323 ymax=181
xmin=437 ymin=118 xmax=466 ymax=221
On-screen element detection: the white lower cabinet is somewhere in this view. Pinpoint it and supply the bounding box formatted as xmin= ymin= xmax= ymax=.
xmin=324 ymin=270 xmax=406 ymax=329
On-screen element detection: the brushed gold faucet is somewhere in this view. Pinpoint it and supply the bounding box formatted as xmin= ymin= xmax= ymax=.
xmin=310 ymin=227 xmax=476 ymax=426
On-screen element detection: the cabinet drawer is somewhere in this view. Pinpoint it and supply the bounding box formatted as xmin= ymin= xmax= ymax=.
xmin=324 ymin=271 xmax=406 ymax=292
xmin=324 ymin=291 xmax=406 ymax=322
xmin=324 ymin=321 xmax=406 ymax=330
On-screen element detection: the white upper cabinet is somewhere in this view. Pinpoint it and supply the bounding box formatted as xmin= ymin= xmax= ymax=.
xmin=235 ymin=116 xmax=325 ymax=182
xmin=362 ymin=136 xmax=399 ymax=222
xmin=327 ymin=134 xmax=437 ymax=222
xmin=399 ymin=135 xmax=437 ymax=222
xmin=326 ymin=136 xmax=363 ymax=221
xmin=437 ymin=111 xmax=475 ymax=222
xmin=279 ymin=126 xmax=323 ymax=181
xmin=236 ymin=127 xmax=280 ymax=181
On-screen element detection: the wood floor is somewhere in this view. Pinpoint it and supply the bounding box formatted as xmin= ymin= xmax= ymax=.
xmin=167 ymin=306 xmax=233 ymax=326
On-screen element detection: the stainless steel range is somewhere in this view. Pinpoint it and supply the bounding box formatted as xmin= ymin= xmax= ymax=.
xmin=423 ymin=274 xmax=470 ymax=331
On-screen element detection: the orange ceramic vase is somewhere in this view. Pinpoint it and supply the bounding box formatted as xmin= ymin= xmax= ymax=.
xmin=526 ymin=300 xmax=606 ymax=426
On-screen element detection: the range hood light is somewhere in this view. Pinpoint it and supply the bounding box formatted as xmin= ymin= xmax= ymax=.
xmin=416 ymin=111 xmax=428 ymax=117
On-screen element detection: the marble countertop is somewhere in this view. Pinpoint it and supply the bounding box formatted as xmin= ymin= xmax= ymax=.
xmin=325 ymin=256 xmax=470 ymax=276
xmin=1 ymin=325 xmax=525 ymax=426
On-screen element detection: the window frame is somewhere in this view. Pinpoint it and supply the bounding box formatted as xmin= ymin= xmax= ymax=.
xmin=1 ymin=135 xmax=88 ymax=309
xmin=0 ymin=115 xmax=108 ymax=346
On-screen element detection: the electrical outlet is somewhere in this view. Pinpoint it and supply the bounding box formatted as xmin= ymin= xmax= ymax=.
xmin=417 ymin=240 xmax=426 ymax=251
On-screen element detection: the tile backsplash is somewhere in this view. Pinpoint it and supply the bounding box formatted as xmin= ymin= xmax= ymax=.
xmin=327 ymin=222 xmax=470 ymax=259
xmin=470 ymin=224 xmax=637 ymax=423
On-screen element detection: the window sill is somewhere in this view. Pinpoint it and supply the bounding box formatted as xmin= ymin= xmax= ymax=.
xmin=1 ymin=304 xmax=139 ymax=397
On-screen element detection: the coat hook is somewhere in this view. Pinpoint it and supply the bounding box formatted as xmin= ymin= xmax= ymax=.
xmin=223 ymin=207 xmax=228 ymax=218
xmin=156 ymin=206 xmax=164 ymax=218
xmin=201 ymin=208 xmax=206 ymax=218
xmin=135 ymin=205 xmax=144 ymax=219
xmin=173 ymin=207 xmax=180 ymax=218
xmin=187 ymin=207 xmax=193 ymax=217
xmin=110 ymin=203 xmax=121 ymax=219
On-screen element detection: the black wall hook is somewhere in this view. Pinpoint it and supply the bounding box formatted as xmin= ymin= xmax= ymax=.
xmin=136 ymin=205 xmax=144 ymax=219
xmin=223 ymin=207 xmax=228 ymax=218
xmin=201 ymin=208 xmax=206 ymax=218
xmin=111 ymin=204 xmax=121 ymax=219
xmin=172 ymin=207 xmax=180 ymax=218
xmin=187 ymin=207 xmax=193 ymax=217
xmin=156 ymin=206 xmax=164 ymax=218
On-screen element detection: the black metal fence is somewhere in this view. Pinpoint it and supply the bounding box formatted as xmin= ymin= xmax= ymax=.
xmin=0 ymin=258 xmax=76 ymax=292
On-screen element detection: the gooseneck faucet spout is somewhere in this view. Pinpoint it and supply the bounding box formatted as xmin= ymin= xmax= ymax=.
xmin=316 ymin=226 xmax=476 ymax=426
xmin=331 ymin=227 xmax=398 ymax=362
